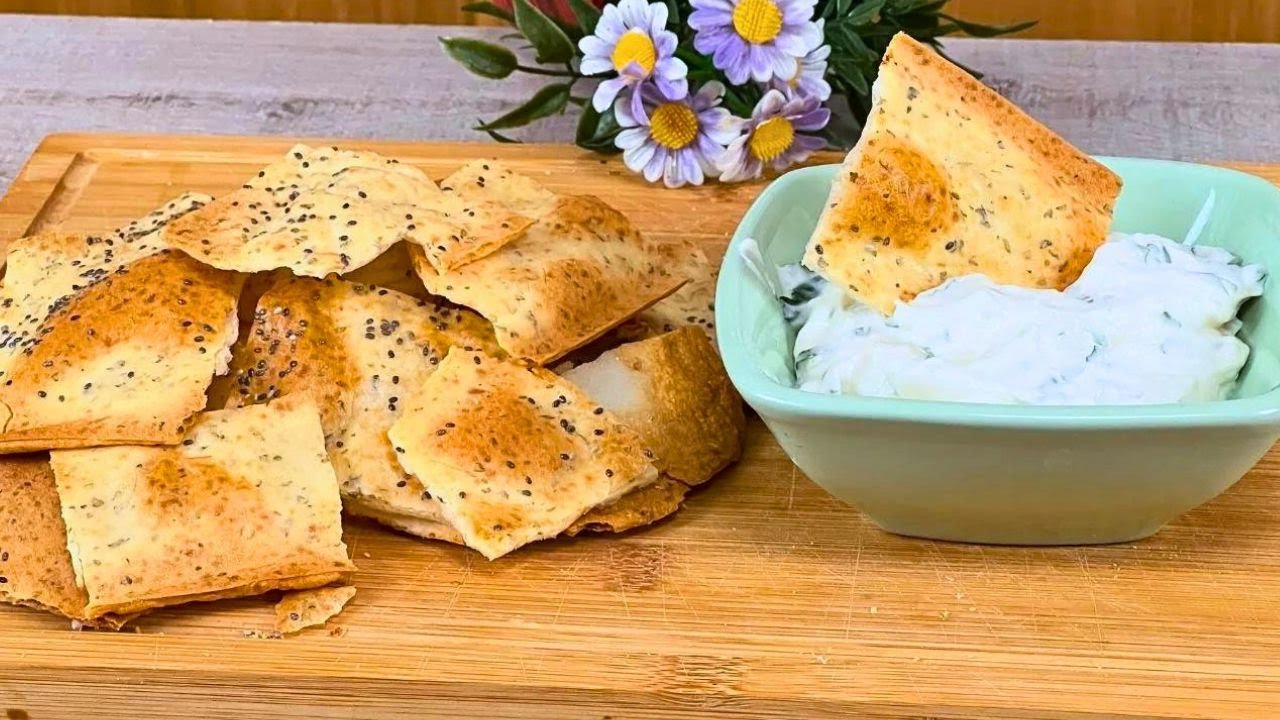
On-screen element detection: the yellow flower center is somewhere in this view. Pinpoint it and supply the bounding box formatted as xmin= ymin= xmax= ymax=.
xmin=649 ymin=102 xmax=701 ymax=150
xmin=732 ymin=0 xmax=784 ymax=45
xmin=611 ymin=29 xmax=657 ymax=74
xmin=749 ymin=117 xmax=796 ymax=161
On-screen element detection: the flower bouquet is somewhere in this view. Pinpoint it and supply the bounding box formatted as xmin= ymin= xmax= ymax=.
xmin=443 ymin=0 xmax=1032 ymax=187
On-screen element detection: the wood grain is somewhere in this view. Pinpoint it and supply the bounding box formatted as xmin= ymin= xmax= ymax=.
xmin=4 ymin=0 xmax=1279 ymax=41
xmin=2 ymin=133 xmax=1280 ymax=718
xmin=2 ymin=17 xmax=1279 ymax=206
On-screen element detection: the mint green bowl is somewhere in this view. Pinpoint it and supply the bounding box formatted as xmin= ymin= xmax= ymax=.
xmin=716 ymin=158 xmax=1280 ymax=544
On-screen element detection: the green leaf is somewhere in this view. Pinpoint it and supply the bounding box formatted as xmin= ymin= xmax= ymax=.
xmin=461 ymin=1 xmax=515 ymax=24
xmin=513 ymin=0 xmax=576 ymax=64
xmin=439 ymin=37 xmax=518 ymax=80
xmin=831 ymin=58 xmax=871 ymax=96
xmin=575 ymin=103 xmax=622 ymax=151
xmin=886 ymin=0 xmax=947 ymax=13
xmin=662 ymin=0 xmax=681 ymax=27
xmin=476 ymin=83 xmax=572 ymax=131
xmin=887 ymin=21 xmax=960 ymax=39
xmin=482 ymin=127 xmax=523 ymax=143
xmin=720 ymin=84 xmax=759 ymax=117
xmin=939 ymin=14 xmax=1037 ymax=38
xmin=567 ymin=0 xmax=603 ymax=34
xmin=847 ymin=0 xmax=887 ymax=26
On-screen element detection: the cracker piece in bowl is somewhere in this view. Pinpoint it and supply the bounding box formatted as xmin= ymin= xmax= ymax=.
xmin=223 ymin=276 xmax=499 ymax=541
xmin=49 ymin=402 xmax=354 ymax=618
xmin=562 ymin=327 xmax=744 ymax=486
xmin=0 ymin=198 xmax=242 ymax=454
xmin=161 ymin=145 xmax=532 ymax=277
xmin=804 ymin=33 xmax=1122 ymax=315
xmin=411 ymin=195 xmax=685 ymax=364
xmin=387 ymin=349 xmax=659 ymax=559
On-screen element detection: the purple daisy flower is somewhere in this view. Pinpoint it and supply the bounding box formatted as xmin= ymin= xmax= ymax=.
xmin=616 ymin=81 xmax=741 ymax=188
xmin=717 ymin=87 xmax=830 ymax=182
xmin=774 ymin=19 xmax=831 ymax=101
xmin=579 ymin=0 xmax=688 ymax=113
xmin=688 ymin=0 xmax=822 ymax=85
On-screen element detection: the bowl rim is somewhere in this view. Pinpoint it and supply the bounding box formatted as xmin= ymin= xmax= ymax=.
xmin=715 ymin=158 xmax=1280 ymax=430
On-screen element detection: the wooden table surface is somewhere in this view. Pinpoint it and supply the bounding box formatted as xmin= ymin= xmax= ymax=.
xmin=2 ymin=12 xmax=1280 ymax=197
xmin=2 ymin=132 xmax=1280 ymax=720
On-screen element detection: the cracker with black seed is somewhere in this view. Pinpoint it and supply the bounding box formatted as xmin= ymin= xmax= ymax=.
xmin=223 ymin=276 xmax=500 ymax=541
xmin=0 ymin=193 xmax=210 ymax=369
xmin=0 ymin=197 xmax=242 ymax=454
xmin=340 ymin=242 xmax=432 ymax=299
xmin=343 ymin=497 xmax=463 ymax=544
xmin=387 ymin=349 xmax=659 ymax=560
xmin=804 ymin=33 xmax=1122 ymax=315
xmin=49 ymin=402 xmax=354 ymax=618
xmin=439 ymin=159 xmax=560 ymax=216
xmin=412 ymin=159 xmax=562 ymax=274
xmin=563 ymin=327 xmax=744 ymax=486
xmin=161 ymin=144 xmax=532 ymax=277
xmin=0 ymin=455 xmax=129 ymax=628
xmin=274 ymin=585 xmax=356 ymax=635
xmin=614 ymin=240 xmax=718 ymax=344
xmin=411 ymin=194 xmax=686 ymax=364
xmin=564 ymin=475 xmax=689 ymax=536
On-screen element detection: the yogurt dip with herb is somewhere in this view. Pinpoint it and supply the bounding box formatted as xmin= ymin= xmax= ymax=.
xmin=780 ymin=233 xmax=1266 ymax=405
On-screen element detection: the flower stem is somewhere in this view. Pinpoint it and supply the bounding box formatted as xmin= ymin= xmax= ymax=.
xmin=515 ymin=65 xmax=579 ymax=77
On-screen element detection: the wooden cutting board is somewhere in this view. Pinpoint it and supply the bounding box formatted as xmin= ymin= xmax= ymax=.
xmin=3 ymin=133 xmax=1280 ymax=720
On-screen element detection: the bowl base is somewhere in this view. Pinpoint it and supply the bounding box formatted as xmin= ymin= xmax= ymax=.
xmin=869 ymin=516 xmax=1168 ymax=546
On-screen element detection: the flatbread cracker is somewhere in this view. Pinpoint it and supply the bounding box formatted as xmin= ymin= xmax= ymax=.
xmin=162 ymin=144 xmax=531 ymax=277
xmin=50 ymin=402 xmax=354 ymax=618
xmin=0 ymin=199 xmax=242 ymax=454
xmin=563 ymin=327 xmax=743 ymax=485
xmin=0 ymin=456 xmax=128 ymax=628
xmin=0 ymin=193 xmax=210 ymax=364
xmin=615 ymin=240 xmax=717 ymax=343
xmin=343 ymin=497 xmax=463 ymax=544
xmin=439 ymin=159 xmax=560 ymax=217
xmin=340 ymin=242 xmax=431 ymax=298
xmin=224 ymin=276 xmax=500 ymax=539
xmin=412 ymin=194 xmax=685 ymax=364
xmin=804 ymin=33 xmax=1122 ymax=314
xmin=274 ymin=585 xmax=356 ymax=634
xmin=387 ymin=349 xmax=659 ymax=559
xmin=410 ymin=159 xmax=561 ymax=274
xmin=565 ymin=475 xmax=689 ymax=536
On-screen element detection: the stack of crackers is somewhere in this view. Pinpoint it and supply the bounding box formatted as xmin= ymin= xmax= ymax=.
xmin=0 ymin=148 xmax=744 ymax=632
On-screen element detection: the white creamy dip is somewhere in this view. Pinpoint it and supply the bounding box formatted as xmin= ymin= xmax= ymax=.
xmin=780 ymin=233 xmax=1266 ymax=405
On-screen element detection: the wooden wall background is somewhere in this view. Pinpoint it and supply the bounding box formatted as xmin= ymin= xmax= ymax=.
xmin=1 ymin=0 xmax=1279 ymax=42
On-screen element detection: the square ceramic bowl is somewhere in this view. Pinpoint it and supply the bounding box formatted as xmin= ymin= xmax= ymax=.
xmin=716 ymin=158 xmax=1280 ymax=544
